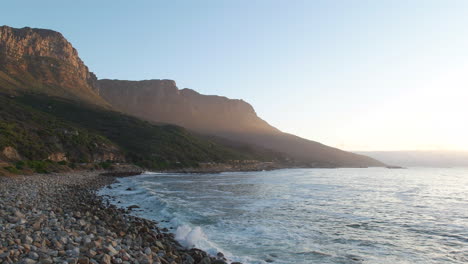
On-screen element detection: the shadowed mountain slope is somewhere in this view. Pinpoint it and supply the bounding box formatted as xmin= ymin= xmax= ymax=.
xmin=0 ymin=25 xmax=383 ymax=168
xmin=0 ymin=26 xmax=283 ymax=170
xmin=98 ymin=80 xmax=384 ymax=167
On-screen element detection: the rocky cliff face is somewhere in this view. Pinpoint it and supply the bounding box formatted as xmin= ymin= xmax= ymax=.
xmin=98 ymin=79 xmax=384 ymax=167
xmin=0 ymin=26 xmax=107 ymax=106
xmin=0 ymin=25 xmax=383 ymax=168
xmin=98 ymin=79 xmax=278 ymax=134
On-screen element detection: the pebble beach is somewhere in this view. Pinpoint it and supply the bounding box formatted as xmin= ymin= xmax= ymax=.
xmin=0 ymin=171 xmax=236 ymax=264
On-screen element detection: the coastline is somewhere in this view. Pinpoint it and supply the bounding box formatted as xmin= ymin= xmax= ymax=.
xmin=0 ymin=171 xmax=238 ymax=264
xmin=161 ymin=161 xmax=290 ymax=174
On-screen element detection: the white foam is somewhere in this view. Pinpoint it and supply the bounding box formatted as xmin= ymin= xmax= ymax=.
xmin=98 ymin=174 xmax=263 ymax=263
xmin=174 ymin=225 xmax=260 ymax=264
xmin=97 ymin=169 xmax=468 ymax=264
xmin=175 ymin=225 xmax=208 ymax=248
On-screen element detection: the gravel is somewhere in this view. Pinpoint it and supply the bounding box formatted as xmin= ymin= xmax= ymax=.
xmin=0 ymin=171 xmax=233 ymax=264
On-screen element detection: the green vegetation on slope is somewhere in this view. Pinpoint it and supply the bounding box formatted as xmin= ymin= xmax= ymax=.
xmin=0 ymin=94 xmax=119 ymax=162
xmin=1 ymin=93 xmax=276 ymax=170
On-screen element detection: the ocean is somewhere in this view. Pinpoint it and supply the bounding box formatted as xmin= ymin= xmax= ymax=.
xmin=98 ymin=168 xmax=468 ymax=264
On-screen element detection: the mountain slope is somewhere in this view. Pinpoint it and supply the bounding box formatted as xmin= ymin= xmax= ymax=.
xmin=8 ymin=93 xmax=276 ymax=169
xmin=0 ymin=92 xmax=280 ymax=170
xmin=98 ymin=79 xmax=384 ymax=167
xmin=0 ymin=26 xmax=284 ymax=171
xmin=97 ymin=79 xmax=277 ymax=134
xmin=0 ymin=94 xmax=123 ymax=164
xmin=0 ymin=25 xmax=383 ymax=168
xmin=0 ymin=26 xmax=107 ymax=106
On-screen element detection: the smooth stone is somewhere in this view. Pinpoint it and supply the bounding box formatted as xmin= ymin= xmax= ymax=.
xmin=20 ymin=258 xmax=37 ymax=264
xmin=101 ymin=254 xmax=112 ymax=264
xmin=144 ymin=247 xmax=152 ymax=255
xmin=29 ymin=251 xmax=39 ymax=259
xmin=198 ymin=257 xmax=211 ymax=264
xmin=154 ymin=241 xmax=164 ymax=249
xmin=24 ymin=236 xmax=34 ymax=244
xmin=105 ymin=245 xmax=118 ymax=256
xmin=182 ymin=254 xmax=195 ymax=264
xmin=77 ymin=257 xmax=90 ymax=264
xmin=138 ymin=254 xmax=153 ymax=264
xmin=67 ymin=258 xmax=78 ymax=264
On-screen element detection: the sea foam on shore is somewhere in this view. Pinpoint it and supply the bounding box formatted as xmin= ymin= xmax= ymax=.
xmin=99 ymin=168 xmax=468 ymax=264
xmin=99 ymin=172 xmax=256 ymax=264
xmin=0 ymin=171 xmax=234 ymax=264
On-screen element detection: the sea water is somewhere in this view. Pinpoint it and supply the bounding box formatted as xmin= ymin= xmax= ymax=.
xmin=98 ymin=168 xmax=468 ymax=264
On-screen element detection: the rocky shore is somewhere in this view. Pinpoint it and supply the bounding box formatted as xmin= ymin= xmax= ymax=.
xmin=0 ymin=171 xmax=239 ymax=264
xmin=164 ymin=161 xmax=288 ymax=174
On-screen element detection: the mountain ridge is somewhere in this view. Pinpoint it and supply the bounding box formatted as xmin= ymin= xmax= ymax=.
xmin=0 ymin=25 xmax=106 ymax=106
xmin=97 ymin=79 xmax=278 ymax=135
xmin=0 ymin=26 xmax=286 ymax=172
xmin=98 ymin=79 xmax=384 ymax=167
xmin=0 ymin=25 xmax=384 ymax=168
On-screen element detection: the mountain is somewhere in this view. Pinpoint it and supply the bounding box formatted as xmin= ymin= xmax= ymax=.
xmin=0 ymin=26 xmax=107 ymax=106
xmin=98 ymin=80 xmax=384 ymax=167
xmin=0 ymin=25 xmax=383 ymax=169
xmin=0 ymin=94 xmax=123 ymax=164
xmin=356 ymin=150 xmax=468 ymax=167
xmin=0 ymin=87 xmax=278 ymax=173
xmin=0 ymin=26 xmax=283 ymax=173
xmin=97 ymin=79 xmax=277 ymax=135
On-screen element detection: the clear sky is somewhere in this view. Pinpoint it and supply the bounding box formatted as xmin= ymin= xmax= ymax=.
xmin=3 ymin=0 xmax=468 ymax=151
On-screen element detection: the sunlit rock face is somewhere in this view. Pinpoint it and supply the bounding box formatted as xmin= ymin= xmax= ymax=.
xmin=0 ymin=26 xmax=106 ymax=106
xmin=2 ymin=146 xmax=21 ymax=161
xmin=0 ymin=25 xmax=382 ymax=168
xmin=97 ymin=79 xmax=277 ymax=135
xmin=98 ymin=79 xmax=384 ymax=168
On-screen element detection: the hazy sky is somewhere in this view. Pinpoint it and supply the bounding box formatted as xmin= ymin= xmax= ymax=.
xmin=3 ymin=0 xmax=468 ymax=151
